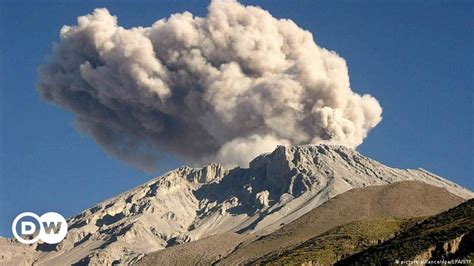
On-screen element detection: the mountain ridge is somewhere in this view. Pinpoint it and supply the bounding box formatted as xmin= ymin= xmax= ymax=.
xmin=1 ymin=144 xmax=472 ymax=265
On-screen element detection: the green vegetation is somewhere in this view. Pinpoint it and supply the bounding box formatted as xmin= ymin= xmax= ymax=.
xmin=256 ymin=217 xmax=422 ymax=265
xmin=338 ymin=199 xmax=474 ymax=265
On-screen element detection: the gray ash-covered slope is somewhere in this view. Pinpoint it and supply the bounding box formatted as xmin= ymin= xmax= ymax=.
xmin=3 ymin=145 xmax=472 ymax=265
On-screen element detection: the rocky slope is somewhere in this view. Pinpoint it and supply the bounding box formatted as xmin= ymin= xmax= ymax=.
xmin=136 ymin=232 xmax=249 ymax=266
xmin=1 ymin=145 xmax=472 ymax=265
xmin=0 ymin=237 xmax=36 ymax=266
xmin=141 ymin=181 xmax=464 ymax=265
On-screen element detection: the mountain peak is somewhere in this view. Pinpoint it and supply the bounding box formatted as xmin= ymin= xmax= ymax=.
xmin=249 ymin=144 xmax=348 ymax=169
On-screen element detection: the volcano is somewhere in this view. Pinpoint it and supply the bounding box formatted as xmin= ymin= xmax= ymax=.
xmin=1 ymin=145 xmax=472 ymax=265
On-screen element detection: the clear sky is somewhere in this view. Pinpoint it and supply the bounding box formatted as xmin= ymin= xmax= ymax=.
xmin=0 ymin=0 xmax=472 ymax=237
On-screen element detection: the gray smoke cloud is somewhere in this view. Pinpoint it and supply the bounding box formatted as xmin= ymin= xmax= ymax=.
xmin=38 ymin=0 xmax=382 ymax=170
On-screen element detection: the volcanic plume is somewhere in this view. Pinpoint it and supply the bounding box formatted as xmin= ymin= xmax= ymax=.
xmin=38 ymin=0 xmax=382 ymax=170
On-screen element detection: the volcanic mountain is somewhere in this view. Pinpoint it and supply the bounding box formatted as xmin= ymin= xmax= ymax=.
xmin=1 ymin=145 xmax=472 ymax=265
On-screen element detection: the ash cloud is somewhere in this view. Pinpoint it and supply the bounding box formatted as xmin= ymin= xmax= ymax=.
xmin=38 ymin=0 xmax=382 ymax=170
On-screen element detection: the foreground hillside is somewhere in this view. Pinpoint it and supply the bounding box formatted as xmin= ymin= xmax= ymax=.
xmin=1 ymin=145 xmax=472 ymax=265
xmin=254 ymin=199 xmax=473 ymax=265
xmin=338 ymin=199 xmax=474 ymax=265
xmin=256 ymin=217 xmax=422 ymax=265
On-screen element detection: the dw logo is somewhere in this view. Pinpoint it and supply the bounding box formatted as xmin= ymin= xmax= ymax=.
xmin=12 ymin=212 xmax=68 ymax=244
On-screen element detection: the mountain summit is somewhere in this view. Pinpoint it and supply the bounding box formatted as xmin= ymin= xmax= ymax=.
xmin=3 ymin=145 xmax=473 ymax=265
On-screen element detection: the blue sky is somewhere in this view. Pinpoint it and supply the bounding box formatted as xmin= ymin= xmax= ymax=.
xmin=0 ymin=0 xmax=472 ymax=237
